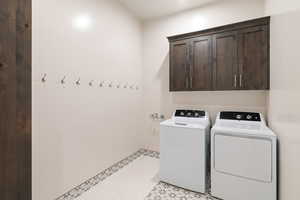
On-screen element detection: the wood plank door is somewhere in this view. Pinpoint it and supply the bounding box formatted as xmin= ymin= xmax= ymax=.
xmin=0 ymin=0 xmax=31 ymax=199
xmin=190 ymin=36 xmax=213 ymax=91
xmin=169 ymin=40 xmax=190 ymax=91
xmin=238 ymin=25 xmax=269 ymax=90
xmin=213 ymin=31 xmax=239 ymax=90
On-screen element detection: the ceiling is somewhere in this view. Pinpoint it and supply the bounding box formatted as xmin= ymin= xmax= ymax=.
xmin=118 ymin=0 xmax=221 ymax=20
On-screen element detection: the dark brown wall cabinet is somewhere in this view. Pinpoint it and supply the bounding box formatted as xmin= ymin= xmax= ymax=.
xmin=168 ymin=17 xmax=270 ymax=91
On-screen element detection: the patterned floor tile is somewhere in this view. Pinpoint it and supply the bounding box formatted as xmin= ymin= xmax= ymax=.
xmin=144 ymin=182 xmax=211 ymax=200
xmin=56 ymin=149 xmax=217 ymax=200
xmin=56 ymin=149 xmax=159 ymax=200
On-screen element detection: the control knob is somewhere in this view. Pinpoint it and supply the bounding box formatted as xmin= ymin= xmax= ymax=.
xmin=236 ymin=114 xmax=242 ymax=120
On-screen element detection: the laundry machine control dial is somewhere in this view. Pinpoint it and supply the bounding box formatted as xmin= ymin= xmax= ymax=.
xmin=236 ymin=114 xmax=242 ymax=120
xmin=220 ymin=112 xmax=261 ymax=121
xmin=246 ymin=115 xmax=252 ymax=120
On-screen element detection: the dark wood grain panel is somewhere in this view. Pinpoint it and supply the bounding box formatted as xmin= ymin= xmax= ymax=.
xmin=16 ymin=0 xmax=31 ymax=199
xmin=238 ymin=25 xmax=269 ymax=90
xmin=0 ymin=0 xmax=18 ymax=199
xmin=168 ymin=17 xmax=270 ymax=92
xmin=213 ymin=31 xmax=238 ymax=90
xmin=169 ymin=40 xmax=189 ymax=91
xmin=190 ymin=36 xmax=212 ymax=90
xmin=0 ymin=0 xmax=31 ymax=199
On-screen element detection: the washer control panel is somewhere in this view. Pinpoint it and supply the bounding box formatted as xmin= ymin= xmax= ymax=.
xmin=175 ymin=110 xmax=205 ymax=118
xmin=220 ymin=111 xmax=261 ymax=121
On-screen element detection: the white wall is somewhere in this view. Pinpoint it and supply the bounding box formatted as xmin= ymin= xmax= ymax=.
xmin=265 ymin=1 xmax=300 ymax=199
xmin=142 ymin=0 xmax=267 ymax=151
xmin=32 ymin=0 xmax=143 ymax=199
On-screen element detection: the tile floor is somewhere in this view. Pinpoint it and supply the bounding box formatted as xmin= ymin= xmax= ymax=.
xmin=56 ymin=149 xmax=214 ymax=200
xmin=145 ymin=182 xmax=210 ymax=200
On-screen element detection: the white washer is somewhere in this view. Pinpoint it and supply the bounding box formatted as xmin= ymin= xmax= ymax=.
xmin=160 ymin=110 xmax=210 ymax=193
xmin=211 ymin=111 xmax=277 ymax=200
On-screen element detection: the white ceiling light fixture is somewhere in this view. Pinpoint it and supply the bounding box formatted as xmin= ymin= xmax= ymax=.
xmin=72 ymin=14 xmax=93 ymax=32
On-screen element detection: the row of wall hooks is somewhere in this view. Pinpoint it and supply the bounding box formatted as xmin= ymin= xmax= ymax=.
xmin=41 ymin=73 xmax=140 ymax=90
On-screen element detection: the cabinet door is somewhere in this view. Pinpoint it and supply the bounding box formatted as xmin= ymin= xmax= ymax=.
xmin=190 ymin=36 xmax=213 ymax=90
xmin=238 ymin=25 xmax=269 ymax=90
xmin=213 ymin=31 xmax=238 ymax=90
xmin=170 ymin=40 xmax=190 ymax=91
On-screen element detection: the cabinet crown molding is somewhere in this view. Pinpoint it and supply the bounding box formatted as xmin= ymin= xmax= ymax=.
xmin=167 ymin=16 xmax=270 ymax=42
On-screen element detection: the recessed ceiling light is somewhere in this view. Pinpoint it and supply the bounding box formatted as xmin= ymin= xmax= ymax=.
xmin=72 ymin=15 xmax=93 ymax=32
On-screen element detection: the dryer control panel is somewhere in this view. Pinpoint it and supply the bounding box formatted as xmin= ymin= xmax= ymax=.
xmin=175 ymin=110 xmax=205 ymax=118
xmin=220 ymin=112 xmax=261 ymax=121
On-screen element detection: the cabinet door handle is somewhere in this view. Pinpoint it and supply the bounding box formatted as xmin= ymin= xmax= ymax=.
xmin=240 ymin=74 xmax=243 ymax=87
xmin=184 ymin=64 xmax=189 ymax=88
xmin=189 ymin=50 xmax=193 ymax=89
xmin=234 ymin=74 xmax=237 ymax=88
xmin=190 ymin=72 xmax=193 ymax=89
xmin=186 ymin=76 xmax=189 ymax=88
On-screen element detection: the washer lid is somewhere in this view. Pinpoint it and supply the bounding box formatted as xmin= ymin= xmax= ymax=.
xmin=160 ymin=119 xmax=207 ymax=129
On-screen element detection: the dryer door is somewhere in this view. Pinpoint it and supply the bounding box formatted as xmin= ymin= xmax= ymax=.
xmin=213 ymin=133 xmax=273 ymax=182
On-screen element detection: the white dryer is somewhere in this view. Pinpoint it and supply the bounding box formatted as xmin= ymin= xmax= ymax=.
xmin=211 ymin=111 xmax=277 ymax=200
xmin=160 ymin=110 xmax=210 ymax=193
